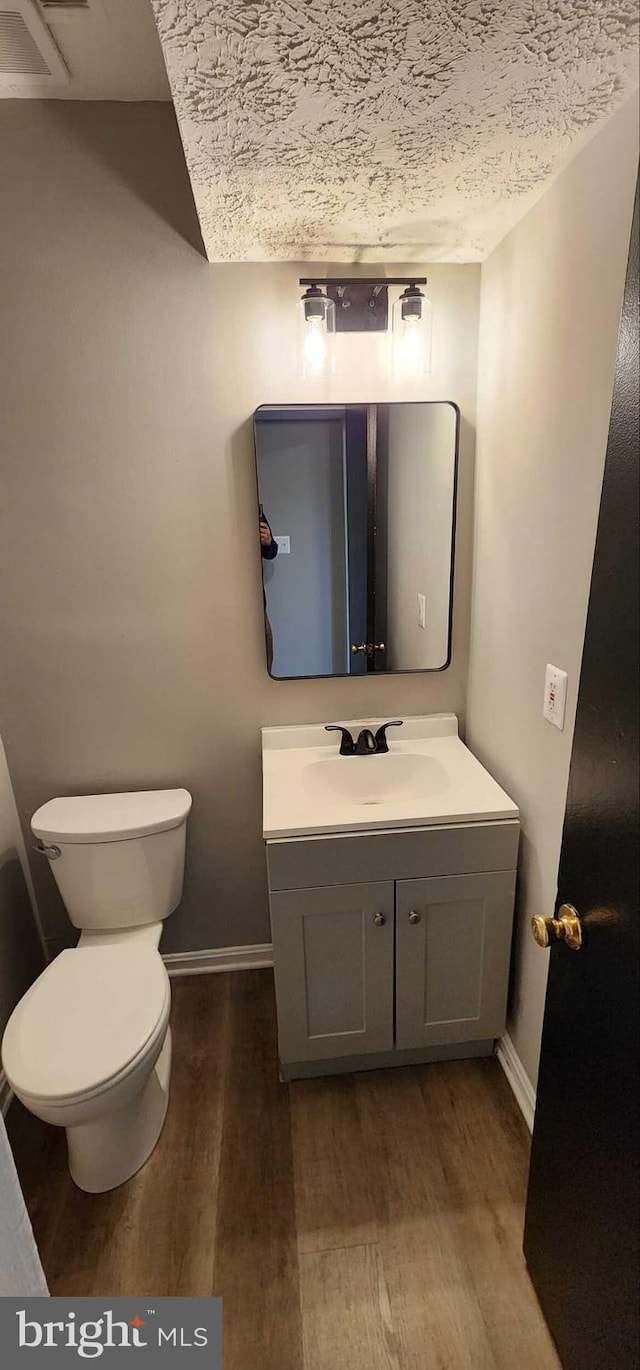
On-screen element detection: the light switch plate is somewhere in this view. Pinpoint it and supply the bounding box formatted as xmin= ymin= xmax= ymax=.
xmin=275 ymin=536 xmax=290 ymax=554
xmin=543 ymin=663 xmax=567 ymax=730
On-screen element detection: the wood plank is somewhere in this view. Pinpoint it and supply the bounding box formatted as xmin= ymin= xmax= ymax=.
xmin=299 ymin=1243 xmax=401 ymax=1370
xmin=114 ymin=973 xmax=231 ymax=1295
xmin=450 ymin=1201 xmax=561 ymax=1370
xmin=355 ymin=1066 xmax=498 ymax=1369
xmin=356 ymin=1060 xmax=559 ymax=1368
xmin=211 ymin=970 xmax=303 ymax=1370
xmin=290 ymin=1073 xmax=379 ymax=1254
xmin=377 ymin=1238 xmax=499 ymax=1370
xmin=415 ymin=1058 xmax=531 ymax=1210
xmin=6 ymin=1102 xmax=75 ymax=1279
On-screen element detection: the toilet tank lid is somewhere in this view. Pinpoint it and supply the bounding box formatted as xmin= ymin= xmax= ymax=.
xmin=31 ymin=789 xmax=192 ymax=844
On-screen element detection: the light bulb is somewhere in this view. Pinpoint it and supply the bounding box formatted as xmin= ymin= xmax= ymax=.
xmin=302 ymin=318 xmax=328 ymax=378
xmin=396 ymin=318 xmax=425 ymax=377
xmin=298 ymin=288 xmax=335 ymax=380
xmin=392 ymin=291 xmax=432 ymax=379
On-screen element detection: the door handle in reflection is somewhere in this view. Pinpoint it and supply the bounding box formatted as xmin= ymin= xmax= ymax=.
xmin=351 ymin=643 xmax=386 ymax=654
xmin=531 ymin=903 xmax=582 ymax=951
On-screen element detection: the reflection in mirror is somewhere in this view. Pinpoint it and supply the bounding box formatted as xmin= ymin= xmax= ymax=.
xmin=254 ymin=402 xmax=458 ymax=679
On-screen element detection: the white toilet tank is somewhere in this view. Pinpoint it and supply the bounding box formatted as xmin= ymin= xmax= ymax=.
xmin=31 ymin=789 xmax=192 ymax=930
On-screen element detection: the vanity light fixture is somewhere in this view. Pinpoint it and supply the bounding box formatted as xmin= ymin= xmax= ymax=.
xmin=298 ymin=277 xmax=431 ymax=379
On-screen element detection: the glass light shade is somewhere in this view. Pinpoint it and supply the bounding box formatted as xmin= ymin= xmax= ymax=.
xmin=392 ymin=291 xmax=432 ymax=379
xmin=298 ymin=293 xmax=335 ymax=380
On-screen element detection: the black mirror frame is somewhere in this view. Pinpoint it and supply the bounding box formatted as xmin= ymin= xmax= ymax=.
xmin=253 ymin=400 xmax=460 ymax=680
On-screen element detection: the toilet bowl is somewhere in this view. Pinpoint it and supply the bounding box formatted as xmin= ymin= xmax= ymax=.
xmin=1 ymin=788 xmax=191 ymax=1193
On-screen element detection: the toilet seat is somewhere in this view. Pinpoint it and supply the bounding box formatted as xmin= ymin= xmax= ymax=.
xmin=2 ymin=944 xmax=170 ymax=1105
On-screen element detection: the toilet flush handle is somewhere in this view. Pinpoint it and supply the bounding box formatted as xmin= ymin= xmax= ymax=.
xmin=33 ymin=841 xmax=61 ymax=860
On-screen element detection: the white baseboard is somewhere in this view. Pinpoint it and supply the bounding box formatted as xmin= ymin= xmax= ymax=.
xmin=496 ymin=1032 xmax=536 ymax=1133
xmin=0 ymin=1069 xmax=13 ymax=1119
xmin=162 ymin=943 xmax=273 ymax=977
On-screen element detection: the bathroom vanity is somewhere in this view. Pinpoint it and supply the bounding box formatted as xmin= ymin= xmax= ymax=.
xmin=262 ymin=715 xmax=519 ymax=1079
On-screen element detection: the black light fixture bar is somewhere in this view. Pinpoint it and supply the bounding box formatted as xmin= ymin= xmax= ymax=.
xmin=300 ymin=277 xmax=428 ymax=334
xmin=299 ymin=277 xmax=427 ymax=287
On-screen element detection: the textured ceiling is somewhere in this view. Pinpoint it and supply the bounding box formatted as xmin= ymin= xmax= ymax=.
xmin=151 ymin=1 xmax=639 ymax=263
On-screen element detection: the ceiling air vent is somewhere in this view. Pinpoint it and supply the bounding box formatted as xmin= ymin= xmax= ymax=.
xmin=0 ymin=0 xmax=69 ymax=89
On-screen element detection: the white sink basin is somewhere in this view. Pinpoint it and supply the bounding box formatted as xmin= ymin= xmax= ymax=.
xmin=261 ymin=714 xmax=519 ymax=839
xmin=303 ymin=752 xmax=444 ymax=806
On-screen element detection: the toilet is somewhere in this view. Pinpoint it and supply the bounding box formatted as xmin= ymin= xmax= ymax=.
xmin=1 ymin=787 xmax=192 ymax=1193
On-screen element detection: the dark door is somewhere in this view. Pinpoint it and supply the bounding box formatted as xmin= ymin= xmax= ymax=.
xmin=524 ymin=186 xmax=639 ymax=1369
xmin=344 ymin=405 xmax=390 ymax=673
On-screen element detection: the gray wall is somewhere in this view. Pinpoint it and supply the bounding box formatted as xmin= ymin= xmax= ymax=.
xmin=386 ymin=403 xmax=457 ymax=670
xmin=0 ymin=102 xmax=480 ymax=958
xmin=467 ymin=96 xmax=639 ymax=1088
xmin=256 ymin=418 xmax=348 ymax=678
xmin=0 ymin=735 xmax=45 ymax=1042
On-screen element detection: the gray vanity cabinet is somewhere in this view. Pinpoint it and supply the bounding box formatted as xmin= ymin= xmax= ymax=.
xmin=266 ymin=819 xmax=519 ymax=1078
xmin=395 ymin=871 xmax=516 ymax=1050
xmin=269 ymin=881 xmax=394 ymax=1063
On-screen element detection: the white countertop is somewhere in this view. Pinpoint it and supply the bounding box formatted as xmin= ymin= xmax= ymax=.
xmin=262 ymin=714 xmax=518 ymax=840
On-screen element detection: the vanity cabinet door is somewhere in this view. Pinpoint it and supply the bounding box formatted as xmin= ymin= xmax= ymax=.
xmin=269 ymin=881 xmax=394 ymax=1064
xmin=395 ymin=871 xmax=516 ymax=1050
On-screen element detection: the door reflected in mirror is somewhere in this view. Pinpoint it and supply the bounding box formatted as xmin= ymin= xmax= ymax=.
xmin=254 ymin=402 xmax=459 ymax=679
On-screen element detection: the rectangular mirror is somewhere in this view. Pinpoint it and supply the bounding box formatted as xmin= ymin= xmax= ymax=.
xmin=254 ymin=402 xmax=459 ymax=678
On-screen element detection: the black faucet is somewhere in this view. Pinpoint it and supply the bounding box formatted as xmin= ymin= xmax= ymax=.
xmin=325 ymin=721 xmax=403 ymax=756
xmin=355 ymin=728 xmax=377 ymax=755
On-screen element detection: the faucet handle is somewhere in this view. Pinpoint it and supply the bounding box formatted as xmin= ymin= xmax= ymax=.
xmin=324 ymin=724 xmax=355 ymax=756
xmin=374 ymin=720 xmax=403 ymax=754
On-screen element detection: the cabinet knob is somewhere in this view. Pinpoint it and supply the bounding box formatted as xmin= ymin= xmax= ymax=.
xmin=373 ymin=912 xmax=386 ymax=927
xmin=408 ymin=910 xmax=421 ymax=925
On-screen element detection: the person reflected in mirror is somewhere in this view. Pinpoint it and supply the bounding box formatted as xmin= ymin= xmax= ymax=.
xmin=259 ymin=504 xmax=278 ymax=671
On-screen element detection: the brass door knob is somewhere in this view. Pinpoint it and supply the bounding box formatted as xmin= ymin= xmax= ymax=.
xmin=531 ymin=903 xmax=582 ymax=951
xmin=373 ymin=913 xmax=386 ymax=927
xmin=351 ymin=643 xmax=367 ymax=653
xmin=408 ymin=910 xmax=421 ymax=925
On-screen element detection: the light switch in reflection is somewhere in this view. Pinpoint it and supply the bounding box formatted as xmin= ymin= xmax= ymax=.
xmin=417 ymin=593 xmax=426 ymax=629
xmin=275 ymin=536 xmax=290 ymax=554
xmin=543 ymin=663 xmax=567 ymax=729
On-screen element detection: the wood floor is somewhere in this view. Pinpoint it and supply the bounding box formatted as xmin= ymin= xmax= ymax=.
xmin=8 ymin=971 xmax=560 ymax=1370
